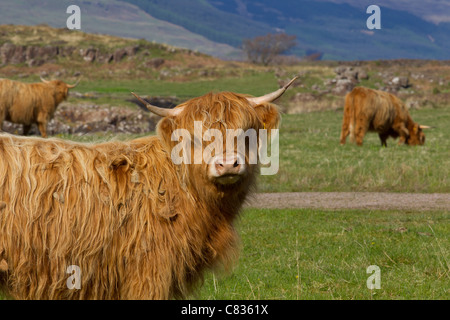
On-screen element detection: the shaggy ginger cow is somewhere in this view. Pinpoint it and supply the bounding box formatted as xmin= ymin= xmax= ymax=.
xmin=0 ymin=77 xmax=297 ymax=300
xmin=340 ymin=87 xmax=430 ymax=146
xmin=0 ymin=77 xmax=80 ymax=138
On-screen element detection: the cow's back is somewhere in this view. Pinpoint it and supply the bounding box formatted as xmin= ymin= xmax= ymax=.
xmin=0 ymin=80 xmax=55 ymax=125
xmin=0 ymin=135 xmax=140 ymax=299
xmin=350 ymin=87 xmax=397 ymax=134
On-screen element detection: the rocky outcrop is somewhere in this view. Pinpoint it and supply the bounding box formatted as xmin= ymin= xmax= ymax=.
xmin=0 ymin=43 xmax=145 ymax=66
xmin=330 ymin=66 xmax=364 ymax=95
xmin=0 ymin=43 xmax=63 ymax=67
xmin=1 ymin=103 xmax=159 ymax=136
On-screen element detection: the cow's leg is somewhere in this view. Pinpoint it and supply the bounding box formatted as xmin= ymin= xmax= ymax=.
xmin=0 ymin=111 xmax=5 ymax=132
xmin=23 ymin=124 xmax=31 ymax=136
xmin=37 ymin=122 xmax=48 ymax=138
xmin=37 ymin=113 xmax=48 ymax=138
xmin=378 ymin=133 xmax=388 ymax=147
xmin=340 ymin=120 xmax=350 ymax=145
xmin=354 ymin=121 xmax=368 ymax=146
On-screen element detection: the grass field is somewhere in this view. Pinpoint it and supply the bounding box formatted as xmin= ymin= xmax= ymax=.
xmin=1 ymin=72 xmax=449 ymax=300
xmin=55 ymin=105 xmax=449 ymax=300
xmin=257 ymin=106 xmax=450 ymax=193
xmin=60 ymin=103 xmax=450 ymax=194
xmin=197 ymin=208 xmax=449 ymax=300
xmin=71 ymin=71 xmax=280 ymax=100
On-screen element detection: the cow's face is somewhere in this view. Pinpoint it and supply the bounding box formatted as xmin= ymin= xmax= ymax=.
xmin=156 ymin=92 xmax=280 ymax=192
xmin=132 ymin=76 xmax=297 ymax=195
xmin=40 ymin=77 xmax=80 ymax=104
xmin=407 ymin=123 xmax=425 ymax=145
xmin=51 ymin=80 xmax=70 ymax=103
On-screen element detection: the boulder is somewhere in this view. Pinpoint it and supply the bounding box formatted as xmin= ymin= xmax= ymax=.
xmin=332 ymin=79 xmax=355 ymax=95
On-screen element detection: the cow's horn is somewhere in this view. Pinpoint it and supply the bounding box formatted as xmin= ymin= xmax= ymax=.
xmin=131 ymin=92 xmax=183 ymax=117
xmin=419 ymin=125 xmax=431 ymax=129
xmin=247 ymin=75 xmax=299 ymax=106
xmin=66 ymin=77 xmax=81 ymax=88
xmin=40 ymin=76 xmax=50 ymax=83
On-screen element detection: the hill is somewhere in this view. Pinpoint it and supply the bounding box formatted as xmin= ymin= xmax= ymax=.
xmin=122 ymin=0 xmax=450 ymax=60
xmin=314 ymin=0 xmax=450 ymax=24
xmin=1 ymin=0 xmax=450 ymax=60
xmin=0 ymin=0 xmax=241 ymax=60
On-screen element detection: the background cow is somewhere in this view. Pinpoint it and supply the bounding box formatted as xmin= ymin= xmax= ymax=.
xmin=0 ymin=77 xmax=297 ymax=300
xmin=340 ymin=86 xmax=429 ymax=146
xmin=0 ymin=77 xmax=80 ymax=138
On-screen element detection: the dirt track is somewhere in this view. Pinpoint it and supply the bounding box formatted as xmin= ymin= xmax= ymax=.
xmin=244 ymin=192 xmax=450 ymax=211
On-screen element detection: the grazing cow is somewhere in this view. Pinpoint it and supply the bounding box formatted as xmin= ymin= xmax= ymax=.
xmin=0 ymin=77 xmax=80 ymax=138
xmin=340 ymin=87 xmax=429 ymax=146
xmin=0 ymin=77 xmax=298 ymax=300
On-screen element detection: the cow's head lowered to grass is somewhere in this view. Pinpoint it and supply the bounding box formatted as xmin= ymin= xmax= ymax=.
xmin=132 ymin=76 xmax=298 ymax=198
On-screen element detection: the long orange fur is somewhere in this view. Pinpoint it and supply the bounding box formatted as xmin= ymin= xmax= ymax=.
xmin=0 ymin=91 xmax=280 ymax=299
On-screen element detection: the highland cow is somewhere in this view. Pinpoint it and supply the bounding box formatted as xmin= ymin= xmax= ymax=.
xmin=0 ymin=77 xmax=80 ymax=138
xmin=340 ymin=87 xmax=430 ymax=146
xmin=0 ymin=77 xmax=298 ymax=300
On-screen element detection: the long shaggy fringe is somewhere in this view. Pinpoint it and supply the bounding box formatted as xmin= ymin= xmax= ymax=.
xmin=0 ymin=91 xmax=279 ymax=300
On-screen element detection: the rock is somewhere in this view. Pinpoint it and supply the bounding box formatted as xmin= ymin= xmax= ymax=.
xmin=343 ymin=69 xmax=358 ymax=81
xmin=98 ymin=54 xmax=114 ymax=64
xmin=27 ymin=59 xmax=45 ymax=67
xmin=388 ymin=76 xmax=410 ymax=91
xmin=125 ymin=45 xmax=140 ymax=56
xmin=0 ymin=42 xmax=152 ymax=67
xmin=0 ymin=43 xmax=26 ymax=65
xmin=1 ymin=103 xmax=159 ymax=136
xmin=113 ymin=48 xmax=127 ymax=62
xmin=83 ymin=48 xmax=97 ymax=62
xmin=398 ymin=76 xmax=410 ymax=88
xmin=334 ymin=66 xmax=348 ymax=75
xmin=59 ymin=46 xmax=75 ymax=57
xmin=145 ymin=58 xmax=165 ymax=69
xmin=332 ymin=79 xmax=355 ymax=95
xmin=358 ymin=70 xmax=369 ymax=80
xmin=0 ymin=43 xmax=58 ymax=66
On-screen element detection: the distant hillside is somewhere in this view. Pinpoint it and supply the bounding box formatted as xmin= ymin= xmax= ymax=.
xmin=314 ymin=0 xmax=450 ymax=24
xmin=0 ymin=24 xmax=237 ymax=85
xmin=209 ymin=0 xmax=450 ymax=60
xmin=1 ymin=0 xmax=450 ymax=60
xmin=0 ymin=0 xmax=241 ymax=59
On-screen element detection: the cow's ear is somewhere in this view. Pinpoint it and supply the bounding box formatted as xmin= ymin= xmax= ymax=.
xmin=254 ymin=103 xmax=281 ymax=131
xmin=157 ymin=117 xmax=177 ymax=148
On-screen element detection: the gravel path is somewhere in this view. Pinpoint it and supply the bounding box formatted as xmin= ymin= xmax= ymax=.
xmin=244 ymin=192 xmax=450 ymax=211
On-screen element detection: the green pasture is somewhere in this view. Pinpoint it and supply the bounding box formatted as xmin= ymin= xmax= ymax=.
xmin=70 ymin=71 xmax=279 ymax=101
xmin=197 ymin=208 xmax=449 ymax=300
xmin=1 ymin=74 xmax=449 ymax=300
xmin=257 ymin=106 xmax=450 ymax=193
xmin=60 ymin=102 xmax=450 ymax=194
xmin=56 ymin=71 xmax=450 ymax=193
xmin=1 ymin=208 xmax=448 ymax=300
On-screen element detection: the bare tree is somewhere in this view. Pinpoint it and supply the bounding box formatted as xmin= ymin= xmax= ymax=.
xmin=243 ymin=33 xmax=297 ymax=66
